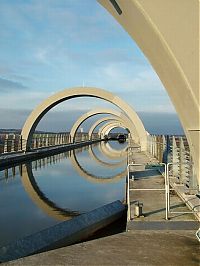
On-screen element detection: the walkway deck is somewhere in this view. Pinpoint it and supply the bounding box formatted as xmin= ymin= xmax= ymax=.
xmin=4 ymin=230 xmax=199 ymax=266
xmin=127 ymin=150 xmax=198 ymax=229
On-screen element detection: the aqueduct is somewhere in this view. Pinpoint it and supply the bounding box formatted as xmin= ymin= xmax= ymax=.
xmin=70 ymin=108 xmax=134 ymax=141
xmin=21 ymin=87 xmax=147 ymax=151
xmin=89 ymin=116 xmax=128 ymax=140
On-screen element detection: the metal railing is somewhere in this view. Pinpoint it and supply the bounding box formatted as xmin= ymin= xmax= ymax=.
xmin=126 ymin=162 xmax=168 ymax=221
xmin=0 ymin=133 xmax=100 ymax=155
xmin=147 ymin=135 xmax=198 ymax=192
xmin=166 ymin=162 xmax=199 ymax=216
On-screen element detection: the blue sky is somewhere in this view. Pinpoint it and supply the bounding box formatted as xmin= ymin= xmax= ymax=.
xmin=0 ymin=0 xmax=184 ymax=134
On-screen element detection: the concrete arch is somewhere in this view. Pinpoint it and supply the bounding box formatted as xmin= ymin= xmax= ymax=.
xmin=89 ymin=116 xmax=129 ymax=140
xmin=99 ymin=0 xmax=199 ymax=184
xmin=70 ymin=108 xmax=138 ymax=143
xmin=70 ymin=149 xmax=127 ymax=184
xmin=21 ymin=87 xmax=147 ymax=151
xmin=21 ymin=163 xmax=79 ymax=221
xmin=100 ymin=122 xmax=128 ymax=137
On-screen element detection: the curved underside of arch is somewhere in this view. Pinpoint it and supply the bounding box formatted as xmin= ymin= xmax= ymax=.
xmin=70 ymin=108 xmax=139 ymax=143
xmin=100 ymin=121 xmax=128 ymax=137
xmin=21 ymin=87 xmax=147 ymax=151
xmin=98 ymin=0 xmax=200 ymax=184
xmin=89 ymin=115 xmax=129 ymax=140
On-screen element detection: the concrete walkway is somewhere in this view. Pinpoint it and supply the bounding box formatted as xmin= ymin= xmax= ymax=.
xmin=128 ymin=150 xmax=197 ymax=222
xmin=4 ymin=230 xmax=199 ymax=266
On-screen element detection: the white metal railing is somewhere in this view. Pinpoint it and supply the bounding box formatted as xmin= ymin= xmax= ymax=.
xmin=147 ymin=135 xmax=198 ymax=192
xmin=0 ymin=132 xmax=100 ymax=155
xmin=166 ymin=162 xmax=199 ymax=216
xmin=126 ymin=162 xmax=168 ymax=221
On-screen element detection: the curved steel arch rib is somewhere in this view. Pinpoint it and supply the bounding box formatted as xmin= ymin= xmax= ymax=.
xmin=21 ymin=87 xmax=147 ymax=151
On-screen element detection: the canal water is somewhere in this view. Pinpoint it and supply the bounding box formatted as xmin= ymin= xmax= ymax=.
xmin=0 ymin=141 xmax=127 ymax=247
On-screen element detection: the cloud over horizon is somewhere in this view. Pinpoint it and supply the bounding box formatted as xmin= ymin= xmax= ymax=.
xmin=0 ymin=0 xmax=180 ymax=133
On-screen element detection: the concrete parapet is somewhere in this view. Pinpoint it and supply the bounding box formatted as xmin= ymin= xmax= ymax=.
xmin=0 ymin=200 xmax=125 ymax=263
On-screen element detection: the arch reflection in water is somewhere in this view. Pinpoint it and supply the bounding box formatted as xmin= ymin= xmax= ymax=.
xmin=88 ymin=145 xmax=126 ymax=168
xmin=70 ymin=145 xmax=127 ymax=184
xmin=98 ymin=141 xmax=127 ymax=160
xmin=21 ymin=161 xmax=79 ymax=221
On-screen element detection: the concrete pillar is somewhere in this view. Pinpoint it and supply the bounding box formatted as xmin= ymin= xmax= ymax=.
xmin=11 ymin=136 xmax=15 ymax=152
xmin=172 ymin=136 xmax=179 ymax=179
xmin=3 ymin=134 xmax=8 ymax=153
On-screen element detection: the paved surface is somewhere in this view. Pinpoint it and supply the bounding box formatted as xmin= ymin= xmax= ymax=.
xmin=128 ymin=151 xmax=197 ymax=222
xmin=4 ymin=230 xmax=199 ymax=266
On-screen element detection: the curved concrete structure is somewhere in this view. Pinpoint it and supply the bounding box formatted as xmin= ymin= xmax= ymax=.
xmin=21 ymin=164 xmax=79 ymax=221
xmin=100 ymin=122 xmax=128 ymax=137
xmin=98 ymin=0 xmax=200 ymax=185
xmin=70 ymin=108 xmax=139 ymax=142
xmin=21 ymin=87 xmax=147 ymax=151
xmin=89 ymin=116 xmax=129 ymax=140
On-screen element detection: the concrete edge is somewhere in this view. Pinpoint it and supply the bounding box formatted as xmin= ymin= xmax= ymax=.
xmin=0 ymin=200 xmax=126 ymax=263
xmin=0 ymin=140 xmax=103 ymax=169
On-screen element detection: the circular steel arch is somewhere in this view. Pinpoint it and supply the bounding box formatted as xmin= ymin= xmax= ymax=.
xmin=21 ymin=87 xmax=147 ymax=151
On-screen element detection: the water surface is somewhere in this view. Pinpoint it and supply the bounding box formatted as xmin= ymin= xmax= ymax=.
xmin=0 ymin=141 xmax=127 ymax=246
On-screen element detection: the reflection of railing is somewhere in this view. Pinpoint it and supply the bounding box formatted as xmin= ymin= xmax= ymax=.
xmin=0 ymin=133 xmax=100 ymax=154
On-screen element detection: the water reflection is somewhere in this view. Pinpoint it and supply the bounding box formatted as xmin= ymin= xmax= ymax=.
xmin=99 ymin=141 xmax=127 ymax=160
xmin=88 ymin=145 xmax=126 ymax=168
xmin=21 ymin=163 xmax=79 ymax=221
xmin=0 ymin=141 xmax=127 ymax=246
xmin=71 ymin=149 xmax=127 ymax=184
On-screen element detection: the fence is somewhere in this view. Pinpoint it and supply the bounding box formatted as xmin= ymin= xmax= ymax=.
xmin=0 ymin=132 xmax=100 ymax=155
xmin=147 ymin=134 xmax=198 ymax=192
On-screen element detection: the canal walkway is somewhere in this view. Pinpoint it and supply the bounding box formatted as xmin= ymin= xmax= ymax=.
xmin=4 ymin=230 xmax=199 ymax=265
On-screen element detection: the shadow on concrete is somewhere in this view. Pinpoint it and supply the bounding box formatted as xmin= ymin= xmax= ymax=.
xmin=130 ymin=169 xmax=161 ymax=179
xmin=144 ymin=202 xmax=186 ymax=217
